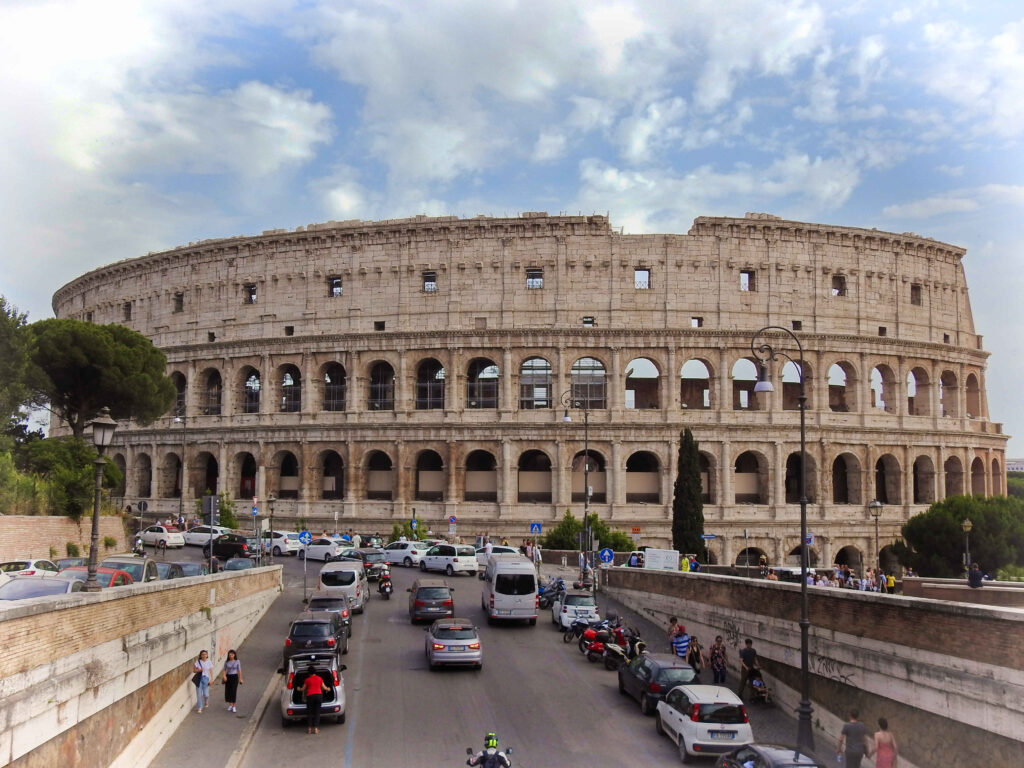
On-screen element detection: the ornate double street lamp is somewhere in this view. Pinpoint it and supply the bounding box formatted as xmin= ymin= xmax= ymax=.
xmin=750 ymin=326 xmax=814 ymax=753
xmin=869 ymin=499 xmax=884 ymax=571
xmin=85 ymin=408 xmax=118 ymax=593
xmin=268 ymin=493 xmax=277 ymax=565
xmin=561 ymin=388 xmax=593 ymax=597
xmin=962 ymin=518 xmax=973 ymax=570
xmin=173 ymin=410 xmax=187 ymax=523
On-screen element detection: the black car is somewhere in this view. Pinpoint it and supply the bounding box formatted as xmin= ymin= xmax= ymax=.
xmin=617 ymin=653 xmax=697 ymax=715
xmin=155 ymin=562 xmax=186 ymax=580
xmin=306 ymin=596 xmax=353 ymax=631
xmin=283 ymin=611 xmax=350 ymax=667
xmin=715 ymin=743 xmax=826 ymax=768
xmin=337 ymin=547 xmax=388 ymax=580
xmin=203 ymin=533 xmax=251 ymax=560
xmin=171 ymin=561 xmax=208 ymax=577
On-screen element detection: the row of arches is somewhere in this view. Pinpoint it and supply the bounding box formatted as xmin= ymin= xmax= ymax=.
xmin=169 ymin=354 xmax=985 ymax=418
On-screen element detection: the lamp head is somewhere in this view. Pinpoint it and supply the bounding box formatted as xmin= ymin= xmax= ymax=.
xmin=868 ymin=499 xmax=883 ymax=517
xmin=89 ymin=407 xmax=118 ymax=448
xmin=753 ymin=363 xmax=774 ymax=393
xmin=562 ymin=408 xmax=571 ymax=423
xmin=962 ymin=518 xmax=973 ymax=533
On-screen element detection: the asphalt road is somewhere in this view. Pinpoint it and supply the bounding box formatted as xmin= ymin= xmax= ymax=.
xmin=151 ymin=547 xmax=838 ymax=768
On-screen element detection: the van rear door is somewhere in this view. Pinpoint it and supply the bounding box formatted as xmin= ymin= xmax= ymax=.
xmin=493 ymin=571 xmax=536 ymax=617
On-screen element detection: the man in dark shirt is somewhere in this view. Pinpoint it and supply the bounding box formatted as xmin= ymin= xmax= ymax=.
xmin=736 ymin=639 xmax=758 ymax=699
xmin=837 ymin=709 xmax=870 ymax=768
xmin=968 ymin=563 xmax=984 ymax=588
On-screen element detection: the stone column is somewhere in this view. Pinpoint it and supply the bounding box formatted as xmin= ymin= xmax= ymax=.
xmin=500 ymin=439 xmax=513 ymax=509
xmin=393 ymin=440 xmax=404 ymax=502
xmin=665 ymin=347 xmax=678 ymax=413
xmin=218 ymin=443 xmax=230 ymax=499
xmin=609 ymin=347 xmax=622 ymax=411
xmin=611 ymin=440 xmax=624 ymax=506
xmin=555 ymin=439 xmax=569 ymax=510
xmin=555 ymin=347 xmax=567 ymax=404
xmin=301 ymin=351 xmax=312 ymax=414
xmin=260 ymin=353 xmax=272 ymax=415
xmin=447 ymin=350 xmax=462 ymax=413
xmin=663 ymin=435 xmax=677 ymax=516
xmin=501 ymin=347 xmax=513 ymax=413
xmin=772 ymin=441 xmax=785 ymax=508
xmin=396 ymin=352 xmax=408 ymax=413
xmin=720 ymin=441 xmax=733 ymax=507
xmin=719 ymin=348 xmax=731 ymax=412
xmin=446 ymin=440 xmax=458 ymax=502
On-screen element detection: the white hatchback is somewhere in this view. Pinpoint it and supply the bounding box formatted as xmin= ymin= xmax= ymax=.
xmin=139 ymin=525 xmax=186 ymax=548
xmin=383 ymin=541 xmax=430 ymax=567
xmin=301 ymin=537 xmax=343 ymax=562
xmin=420 ymin=544 xmax=478 ymax=576
xmin=474 ymin=545 xmax=518 ymax=568
xmin=655 ymin=684 xmax=753 ymax=762
xmin=182 ymin=525 xmax=232 ymax=546
xmin=550 ymin=590 xmax=599 ymax=630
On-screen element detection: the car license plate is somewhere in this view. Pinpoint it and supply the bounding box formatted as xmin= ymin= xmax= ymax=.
xmin=498 ymin=609 xmax=512 ymax=615
xmin=448 ymin=645 xmax=465 ymax=651
xmin=710 ymin=731 xmax=736 ymax=740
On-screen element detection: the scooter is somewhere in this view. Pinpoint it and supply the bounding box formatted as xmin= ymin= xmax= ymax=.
xmin=563 ymin=614 xmax=615 ymax=647
xmin=465 ymin=745 xmax=512 ymax=767
xmin=583 ymin=623 xmax=625 ymax=662
xmin=537 ymin=577 xmax=565 ymax=609
xmin=602 ymin=627 xmax=646 ymax=670
xmin=132 ymin=536 xmax=145 ymax=556
xmin=378 ymin=566 xmax=393 ymax=600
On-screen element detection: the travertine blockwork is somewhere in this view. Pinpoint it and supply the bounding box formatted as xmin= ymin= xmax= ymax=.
xmin=52 ymin=212 xmax=1006 ymax=563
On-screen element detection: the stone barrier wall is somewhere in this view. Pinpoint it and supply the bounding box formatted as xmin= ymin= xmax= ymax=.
xmin=0 ymin=514 xmax=129 ymax=562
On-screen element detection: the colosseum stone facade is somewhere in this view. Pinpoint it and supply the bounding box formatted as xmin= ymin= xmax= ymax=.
xmin=52 ymin=211 xmax=1007 ymax=567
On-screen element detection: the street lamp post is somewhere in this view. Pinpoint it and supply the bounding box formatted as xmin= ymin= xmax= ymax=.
xmin=750 ymin=326 xmax=814 ymax=753
xmin=869 ymin=499 xmax=883 ymax=572
xmin=85 ymin=408 xmax=118 ymax=593
xmin=173 ymin=411 xmax=187 ymax=525
xmin=561 ymin=388 xmax=592 ymax=596
xmin=962 ymin=518 xmax=973 ymax=570
xmin=268 ymin=493 xmax=276 ymax=565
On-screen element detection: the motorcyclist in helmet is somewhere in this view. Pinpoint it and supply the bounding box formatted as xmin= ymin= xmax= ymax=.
xmin=466 ymin=732 xmax=511 ymax=767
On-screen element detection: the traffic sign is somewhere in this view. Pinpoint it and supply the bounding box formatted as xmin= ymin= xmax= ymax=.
xmin=137 ymin=500 xmax=148 ymax=512
xmin=701 ymin=533 xmax=716 ymax=540
xmin=598 ymin=548 xmax=614 ymax=563
xmin=529 ymin=522 xmax=542 ymax=535
xmin=252 ymin=496 xmax=258 ymax=516
xmin=410 ymin=519 xmax=418 ymax=530
xmin=804 ymin=533 xmax=814 ymax=546
xmin=298 ymin=530 xmax=312 ymax=545
xmin=448 ymin=515 xmax=457 ymax=524
xmin=448 ymin=523 xmax=457 ymax=535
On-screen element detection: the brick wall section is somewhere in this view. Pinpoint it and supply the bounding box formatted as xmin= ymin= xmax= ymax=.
xmin=0 ymin=515 xmax=129 ymax=562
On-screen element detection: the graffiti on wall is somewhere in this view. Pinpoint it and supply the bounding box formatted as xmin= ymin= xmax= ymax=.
xmin=814 ymin=655 xmax=854 ymax=686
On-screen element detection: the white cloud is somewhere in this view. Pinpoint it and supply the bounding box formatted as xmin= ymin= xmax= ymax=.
xmin=616 ymin=97 xmax=686 ymax=163
xmin=937 ymin=164 xmax=965 ymax=177
xmin=882 ymin=196 xmax=979 ymax=218
xmin=532 ymin=132 xmax=568 ymax=163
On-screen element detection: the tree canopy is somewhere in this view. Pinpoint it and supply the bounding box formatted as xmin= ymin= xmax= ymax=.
xmin=672 ymin=428 xmax=706 ymax=558
xmin=22 ymin=436 xmax=122 ymax=521
xmin=0 ymin=297 xmax=34 ymax=430
xmin=541 ymin=509 xmax=635 ymax=551
xmin=27 ymin=319 xmax=176 ymax=438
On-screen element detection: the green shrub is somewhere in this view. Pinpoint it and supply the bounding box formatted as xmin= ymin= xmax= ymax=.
xmin=66 ymin=542 xmax=80 ymax=557
xmin=49 ymin=545 xmax=57 ymax=560
xmin=103 ymin=535 xmax=117 ymax=550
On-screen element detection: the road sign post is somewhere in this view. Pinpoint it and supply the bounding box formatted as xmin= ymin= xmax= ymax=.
xmin=299 ymin=530 xmax=312 ymax=602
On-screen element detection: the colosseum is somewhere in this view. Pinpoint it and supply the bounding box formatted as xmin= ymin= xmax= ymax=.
xmin=52 ymin=211 xmax=1006 ymax=568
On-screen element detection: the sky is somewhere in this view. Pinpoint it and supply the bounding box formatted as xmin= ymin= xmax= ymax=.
xmin=1 ymin=0 xmax=1023 ymax=450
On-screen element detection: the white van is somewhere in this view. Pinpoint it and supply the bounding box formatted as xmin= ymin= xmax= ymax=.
xmin=317 ymin=561 xmax=369 ymax=614
xmin=480 ymin=554 xmax=538 ymax=626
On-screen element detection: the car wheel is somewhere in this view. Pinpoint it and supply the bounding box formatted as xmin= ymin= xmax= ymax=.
xmin=403 ymin=557 xmax=412 ymax=567
xmin=342 ymin=637 xmax=349 ymax=655
xmin=618 ymin=675 xmax=626 ymax=695
xmin=640 ymin=693 xmax=655 ymax=716
xmin=486 ymin=615 xmax=495 ymax=626
xmin=281 ymin=714 xmax=290 ymax=728
xmin=445 ymin=564 xmax=454 ymax=576
xmin=298 ymin=550 xmax=305 ymax=559
xmin=679 ymin=737 xmax=693 ymax=763
xmin=475 ymin=663 xmax=483 ymax=670
xmin=273 ymin=546 xmax=282 ymax=557
xmin=655 ymin=713 xmax=665 ymax=735
xmin=339 ymin=712 xmax=346 ymax=725
xmin=419 ymin=561 xmax=427 ymax=572
xmin=528 ymin=618 xmax=536 ymax=626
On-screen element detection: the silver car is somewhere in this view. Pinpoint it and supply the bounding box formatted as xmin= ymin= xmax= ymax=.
xmin=280 ymin=653 xmax=347 ymax=725
xmin=424 ymin=618 xmax=483 ymax=670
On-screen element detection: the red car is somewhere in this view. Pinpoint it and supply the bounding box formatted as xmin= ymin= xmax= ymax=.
xmin=57 ymin=566 xmax=135 ymax=588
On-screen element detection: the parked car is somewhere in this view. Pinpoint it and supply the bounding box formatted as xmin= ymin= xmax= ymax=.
xmin=283 ymin=611 xmax=350 ymax=665
xmin=618 ymin=653 xmax=698 ymax=715
xmin=1 ymin=559 xmax=60 ymax=577
xmin=408 ymin=578 xmax=455 ymax=623
xmin=54 ymin=557 xmax=88 ymax=571
xmin=714 ymin=744 xmax=826 ymax=768
xmin=58 ymin=566 xmax=134 ymax=587
xmin=0 ymin=575 xmax=85 ymax=599
xmin=550 ymin=590 xmax=599 ymax=630
xmin=337 ymin=547 xmax=388 ymax=580
xmin=300 ymin=537 xmax=344 ymax=562
xmin=305 ymin=596 xmax=353 ymax=633
xmin=280 ymin=653 xmax=346 ymax=726
xmin=656 ymin=684 xmax=754 ymax=761
xmin=138 ymin=525 xmax=186 ymax=548
xmin=100 ymin=555 xmax=161 ymax=584
xmin=424 ymin=617 xmax=483 ymax=670
xmin=317 ymin=561 xmax=369 ymax=614
xmin=155 ymin=562 xmax=186 ymax=580
xmin=383 ymin=540 xmax=430 ymax=567
xmin=419 ymin=544 xmax=478 ymax=576
xmin=170 ymin=561 xmax=208 ymax=577
xmin=474 ymin=545 xmax=518 ymax=568
xmin=261 ymin=530 xmax=302 ymax=557
xmin=182 ymin=525 xmax=232 ymax=547
xmin=223 ymin=558 xmax=255 ymax=571
xmin=203 ymin=533 xmax=251 ymax=560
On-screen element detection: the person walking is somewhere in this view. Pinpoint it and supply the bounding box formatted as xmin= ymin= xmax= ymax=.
xmin=302 ymin=667 xmax=325 ymax=734
xmin=222 ymin=649 xmax=243 ymax=712
xmin=736 ymin=639 xmax=759 ymax=700
xmin=192 ymin=650 xmax=213 ymax=713
xmin=709 ymin=635 xmax=729 ymax=685
xmin=671 ymin=624 xmax=691 ymax=661
xmin=872 ymin=717 xmax=899 ymax=768
xmin=686 ymin=635 xmax=708 ymax=682
xmin=837 ymin=709 xmax=871 ymax=768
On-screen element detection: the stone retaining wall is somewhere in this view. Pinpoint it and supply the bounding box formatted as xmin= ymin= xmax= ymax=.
xmin=0 ymin=514 xmax=130 ymax=562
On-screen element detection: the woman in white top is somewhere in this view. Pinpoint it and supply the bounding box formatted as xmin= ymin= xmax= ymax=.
xmin=193 ymin=650 xmax=213 ymax=713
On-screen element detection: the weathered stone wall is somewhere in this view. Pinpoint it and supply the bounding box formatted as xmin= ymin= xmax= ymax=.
xmin=0 ymin=566 xmax=281 ymax=768
xmin=601 ymin=567 xmax=1024 ymax=768
xmin=0 ymin=515 xmax=129 ymax=562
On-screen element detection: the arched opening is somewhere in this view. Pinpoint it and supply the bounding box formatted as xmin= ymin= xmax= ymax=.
xmin=735 ymin=547 xmax=767 ymax=567
xmin=171 ymin=372 xmax=187 ymax=416
xmin=827 ymin=362 xmax=857 ymax=412
xmin=366 ymin=451 xmax=394 ymax=500
xmin=465 ymin=450 xmax=498 ymax=501
xmin=912 ymin=455 xmax=936 ymax=504
xmin=781 ymin=361 xmax=808 ymax=411
xmin=191 ymin=452 xmax=219 ymax=497
xmin=277 ymin=451 xmax=300 ymax=499
xmin=879 ymin=545 xmax=900 ymax=574
xmin=966 ymin=373 xmax=981 ymax=418
xmin=570 ymin=357 xmax=607 ymax=409
xmin=624 ymin=357 xmax=660 ymax=410
xmin=731 ymin=359 xmax=761 ymax=411
xmin=625 ymin=451 xmax=660 ymax=503
xmin=519 ymin=357 xmax=552 ymax=409
xmin=734 ymin=451 xmax=767 ymax=504
xmin=415 ymin=359 xmax=446 ymax=410
xmin=368 ymin=361 xmax=395 ymax=411
xmin=236 ymin=452 xmax=257 ymax=499
xmin=279 ymin=365 xmax=302 ymax=413
xmin=202 ymin=369 xmax=223 ymax=416
xmin=992 ymin=457 xmax=1003 ymax=495
xmin=834 ymin=545 xmax=863 ymax=569
xmin=870 ymin=365 xmax=897 ymax=414
xmin=787 ymin=544 xmax=819 ymax=567
xmin=831 ymin=453 xmax=862 ymax=504
xmin=680 ymin=359 xmax=712 ymax=410
xmin=241 ymin=368 xmax=260 ymax=414
xmin=135 ymin=453 xmax=152 ymax=498
xmin=415 ymin=450 xmax=445 ymax=501
xmin=699 ymin=452 xmax=714 ymax=504
xmin=517 ymin=450 xmax=552 ymax=503
xmin=321 ymin=451 xmax=345 ymax=499
xmin=466 ymin=358 xmax=499 ymax=409
xmin=784 ymin=452 xmax=817 ymax=504
xmin=323 ymin=363 xmax=347 ymax=412
xmin=940 ymin=371 xmax=959 ymax=417
xmin=874 ymin=454 xmax=901 ymax=505
xmin=571 ymin=450 xmax=606 ymax=503
xmin=162 ymin=453 xmax=182 ymax=499
xmin=111 ymin=454 xmax=127 ymax=497
xmin=907 ymin=367 xmax=931 ymax=416
xmin=971 ymin=457 xmax=986 ymax=495
xmin=944 ymin=456 xmax=964 ymax=497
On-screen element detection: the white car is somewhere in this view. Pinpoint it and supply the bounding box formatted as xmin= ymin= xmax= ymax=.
xmin=139 ymin=525 xmax=186 ymax=548
xmin=0 ymin=559 xmax=60 ymax=578
xmin=474 ymin=545 xmax=518 ymax=568
xmin=300 ymin=537 xmax=343 ymax=562
xmin=182 ymin=525 xmax=232 ymax=546
xmin=262 ymin=530 xmax=302 ymax=557
xmin=655 ymin=685 xmax=753 ymax=761
xmin=419 ymin=544 xmax=478 ymax=576
xmin=550 ymin=589 xmax=599 ymax=629
xmin=383 ymin=541 xmax=430 ymax=567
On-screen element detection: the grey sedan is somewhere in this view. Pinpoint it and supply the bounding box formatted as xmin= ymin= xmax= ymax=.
xmin=424 ymin=618 xmax=483 ymax=670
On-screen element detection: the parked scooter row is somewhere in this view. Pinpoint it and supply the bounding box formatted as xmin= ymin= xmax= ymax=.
xmin=561 ymin=611 xmax=647 ymax=670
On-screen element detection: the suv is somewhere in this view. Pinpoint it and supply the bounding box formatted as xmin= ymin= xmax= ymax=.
xmin=283 ymin=611 xmax=350 ymax=666
xmin=203 ymin=533 xmax=251 ymax=560
xmin=101 ymin=555 xmax=161 ymax=583
xmin=280 ymin=653 xmax=347 ymax=726
xmin=420 ymin=544 xmax=478 ymax=576
xmin=618 ymin=653 xmax=698 ymax=715
xmin=262 ymin=530 xmax=302 ymax=557
xmin=383 ymin=541 xmax=429 ymax=567
xmin=656 ymin=684 xmax=753 ymax=760
xmin=337 ymin=547 xmax=388 ymax=580
xmin=408 ymin=578 xmax=455 ymax=623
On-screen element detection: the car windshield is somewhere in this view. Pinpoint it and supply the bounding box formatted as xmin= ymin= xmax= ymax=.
xmin=0 ymin=562 xmax=29 ymax=572
xmin=106 ymin=561 xmax=144 ymax=580
xmin=416 ymin=587 xmax=451 ymax=600
xmin=178 ymin=563 xmax=204 ymax=576
xmin=495 ymin=574 xmax=535 ymax=596
xmin=694 ymin=703 xmax=747 ymax=724
xmin=0 ymin=580 xmax=70 ymax=599
xmin=291 ymin=623 xmax=331 ymax=638
xmin=286 ymin=534 xmax=301 ymax=541
xmin=456 ymin=547 xmax=476 ymax=557
xmin=321 ymin=571 xmax=356 ymax=586
xmin=658 ymin=667 xmax=697 ymax=685
xmin=363 ymin=552 xmax=385 ymax=563
xmin=225 ymin=560 xmax=252 ymax=570
xmin=308 ymin=598 xmax=347 ymax=612
xmin=434 ymin=626 xmax=477 ymax=640
xmin=565 ymin=595 xmax=596 ymax=606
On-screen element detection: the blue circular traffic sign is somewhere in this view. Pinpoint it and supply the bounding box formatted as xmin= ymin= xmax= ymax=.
xmin=410 ymin=519 xmax=418 ymax=530
xmin=599 ymin=547 xmax=614 ymax=563
xmin=298 ymin=530 xmax=312 ymax=545
xmin=448 ymin=515 xmax=457 ymax=524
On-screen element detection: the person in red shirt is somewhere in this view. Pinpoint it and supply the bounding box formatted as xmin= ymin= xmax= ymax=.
xmin=302 ymin=670 xmax=324 ymax=734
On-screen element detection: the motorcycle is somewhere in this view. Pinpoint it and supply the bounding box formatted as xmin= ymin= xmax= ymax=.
xmin=601 ymin=627 xmax=646 ymax=670
xmin=563 ymin=614 xmax=615 ymax=647
xmin=465 ymin=746 xmax=512 ymax=767
xmin=537 ymin=577 xmax=565 ymax=609
xmin=132 ymin=536 xmax=145 ymax=556
xmin=583 ymin=623 xmax=626 ymax=662
xmin=378 ymin=567 xmax=393 ymax=600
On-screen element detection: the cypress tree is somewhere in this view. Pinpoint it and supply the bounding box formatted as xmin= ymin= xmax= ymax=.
xmin=672 ymin=428 xmax=706 ymax=559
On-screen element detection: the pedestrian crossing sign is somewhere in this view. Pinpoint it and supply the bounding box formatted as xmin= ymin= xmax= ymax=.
xmin=529 ymin=522 xmax=542 ymax=535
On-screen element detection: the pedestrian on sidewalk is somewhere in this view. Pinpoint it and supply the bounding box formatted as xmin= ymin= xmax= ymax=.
xmin=837 ymin=709 xmax=871 ymax=768
xmin=709 ymin=635 xmax=729 ymax=684
xmin=193 ymin=650 xmax=213 ymax=713
xmin=222 ymin=649 xmax=243 ymax=712
xmin=671 ymin=625 xmax=691 ymax=661
xmin=736 ymin=639 xmax=759 ymax=700
xmin=686 ymin=635 xmax=708 ymax=682
xmin=302 ymin=668 xmax=324 ymax=734
xmin=872 ymin=717 xmax=899 ymax=768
